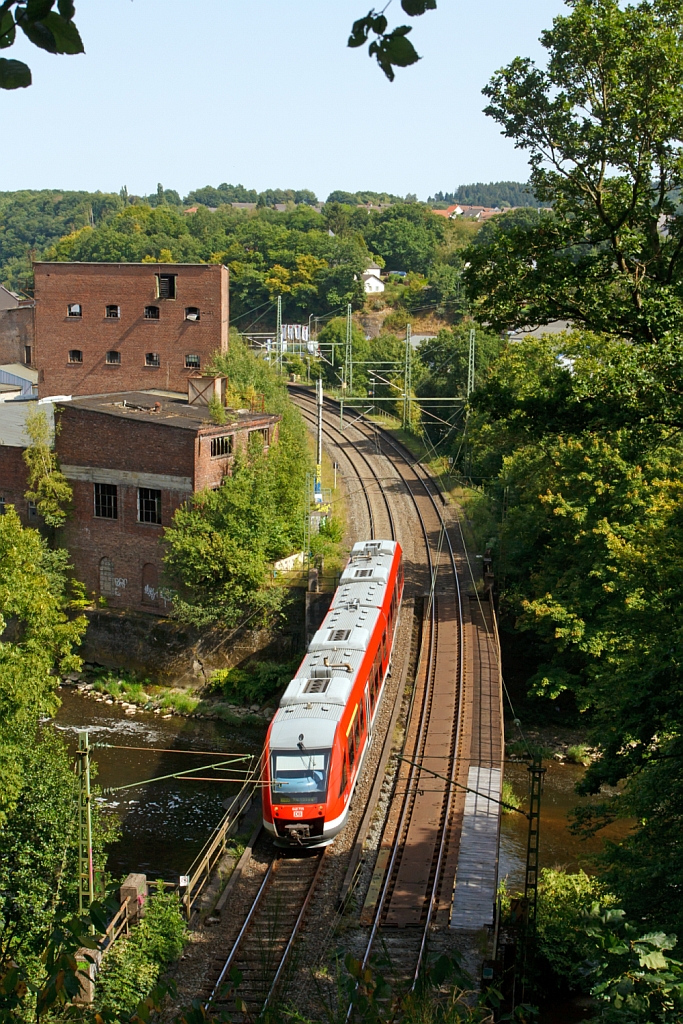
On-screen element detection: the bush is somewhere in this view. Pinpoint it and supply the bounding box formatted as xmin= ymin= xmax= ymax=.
xmin=566 ymin=744 xmax=591 ymax=766
xmin=95 ymin=884 xmax=186 ymax=1019
xmin=536 ymin=869 xmax=618 ymax=992
xmin=208 ymin=659 xmax=299 ymax=706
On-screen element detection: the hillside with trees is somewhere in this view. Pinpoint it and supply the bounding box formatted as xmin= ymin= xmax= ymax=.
xmin=430 ymin=181 xmax=537 ymax=207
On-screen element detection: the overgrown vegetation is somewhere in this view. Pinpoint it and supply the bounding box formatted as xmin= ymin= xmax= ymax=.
xmin=208 ymin=658 xmax=299 ymax=706
xmin=163 ymin=335 xmax=309 ymax=626
xmin=95 ymin=884 xmax=186 ymax=1020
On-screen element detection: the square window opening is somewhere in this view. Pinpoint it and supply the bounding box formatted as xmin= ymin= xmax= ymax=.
xmin=138 ymin=487 xmax=161 ymax=525
xmin=185 ymin=354 xmax=200 ymax=369
xmin=185 ymin=307 xmax=200 ymax=321
xmin=144 ymin=305 xmax=160 ymax=320
xmin=106 ymin=351 xmax=121 ymax=365
xmin=145 ymin=352 xmax=160 ymax=367
xmin=210 ymin=434 xmax=234 ymax=457
xmin=94 ymin=483 xmax=118 ymax=519
xmin=67 ymin=303 xmax=82 ymax=317
xmin=157 ymin=274 xmax=176 ymax=299
xmin=68 ymin=349 xmax=83 ymax=364
xmin=105 ymin=305 xmax=120 ymax=319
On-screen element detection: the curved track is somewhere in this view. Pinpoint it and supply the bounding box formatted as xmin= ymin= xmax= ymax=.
xmin=289 ymin=386 xmax=465 ymax=987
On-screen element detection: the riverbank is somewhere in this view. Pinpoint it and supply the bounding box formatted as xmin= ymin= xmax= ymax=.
xmin=63 ymin=666 xmax=276 ymax=729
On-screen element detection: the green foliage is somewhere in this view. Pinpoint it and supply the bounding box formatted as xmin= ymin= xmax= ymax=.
xmin=318 ymin=517 xmax=343 ymax=543
xmin=583 ymin=907 xmax=683 ymax=1022
xmin=0 ymin=506 xmax=87 ymax=821
xmin=566 ymin=744 xmax=591 ymax=766
xmin=467 ymin=0 xmax=683 ymax=343
xmin=363 ymin=203 xmax=445 ymax=274
xmin=501 ymin=778 xmax=521 ymax=814
xmin=208 ymin=659 xmax=299 ymax=706
xmin=0 ymin=732 xmax=117 ymax=981
xmin=95 ymin=885 xmax=186 ymax=1020
xmin=22 ymin=407 xmax=72 ymax=528
xmin=347 ymin=2 xmax=436 ymax=82
xmin=165 ymin=340 xmax=309 ymax=626
xmin=535 ymin=869 xmax=618 ymax=993
xmin=431 ymin=182 xmax=537 ymax=208
xmin=207 ymin=395 xmax=226 ymax=426
xmin=0 ymin=1 xmax=83 ymax=91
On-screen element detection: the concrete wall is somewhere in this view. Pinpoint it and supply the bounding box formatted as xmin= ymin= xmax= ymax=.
xmin=34 ymin=262 xmax=229 ymax=398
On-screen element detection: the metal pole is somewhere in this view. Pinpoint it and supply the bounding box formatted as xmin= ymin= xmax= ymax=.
xmin=403 ymin=323 xmax=412 ymax=430
xmin=77 ymin=730 xmax=95 ymax=922
xmin=467 ymin=326 xmax=476 ymax=397
xmin=345 ymin=303 xmax=353 ymax=395
xmin=315 ymin=376 xmax=323 ymax=504
xmin=521 ymin=755 xmax=545 ymax=1001
xmin=276 ymin=295 xmax=283 ymax=373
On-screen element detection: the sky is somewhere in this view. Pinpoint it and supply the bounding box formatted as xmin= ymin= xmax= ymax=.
xmin=0 ymin=0 xmax=567 ymax=201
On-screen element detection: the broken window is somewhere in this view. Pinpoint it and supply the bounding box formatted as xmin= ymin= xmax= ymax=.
xmin=94 ymin=483 xmax=117 ymax=519
xmin=145 ymin=352 xmax=160 ymax=367
xmin=249 ymin=427 xmax=270 ymax=448
xmin=67 ymin=303 xmax=82 ymax=317
xmin=27 ymin=500 xmax=38 ymax=519
xmin=210 ymin=434 xmax=234 ymax=457
xmin=105 ymin=305 xmax=120 ymax=318
xmin=144 ymin=305 xmax=160 ymax=320
xmin=24 ymin=345 xmax=32 ymax=366
xmin=157 ymin=274 xmax=176 ymax=299
xmin=106 ymin=351 xmax=121 ymax=365
xmin=68 ymin=349 xmax=83 ymax=363
xmin=99 ymin=556 xmax=114 ymax=596
xmin=138 ymin=487 xmax=161 ymax=524
xmin=185 ymin=354 xmax=200 ymax=369
xmin=185 ymin=307 xmax=200 ymax=321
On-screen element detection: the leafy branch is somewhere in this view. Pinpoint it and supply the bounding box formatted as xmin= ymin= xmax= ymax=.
xmin=0 ymin=0 xmax=83 ymax=90
xmin=348 ymin=0 xmax=436 ymax=81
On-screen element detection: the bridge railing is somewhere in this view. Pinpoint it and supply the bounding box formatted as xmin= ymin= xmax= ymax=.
xmin=181 ymin=770 xmax=261 ymax=921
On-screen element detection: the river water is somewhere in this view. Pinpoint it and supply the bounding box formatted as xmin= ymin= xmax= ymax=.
xmin=499 ymin=760 xmax=630 ymax=890
xmin=53 ymin=687 xmax=264 ymax=883
xmin=53 ymin=689 xmax=627 ymax=889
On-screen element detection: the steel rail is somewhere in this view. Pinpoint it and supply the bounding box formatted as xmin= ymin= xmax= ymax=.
xmin=292 ymin=389 xmax=395 ymax=541
xmin=207 ymin=859 xmax=275 ymax=1007
xmin=290 ymin=387 xmax=465 ymax=994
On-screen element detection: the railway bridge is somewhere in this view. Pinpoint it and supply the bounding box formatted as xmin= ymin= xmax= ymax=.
xmin=172 ymin=388 xmax=504 ymax=1017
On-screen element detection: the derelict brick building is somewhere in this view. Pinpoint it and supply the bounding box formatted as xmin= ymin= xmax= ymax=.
xmin=54 ymin=391 xmax=279 ymax=613
xmin=33 ymin=262 xmax=229 ymax=398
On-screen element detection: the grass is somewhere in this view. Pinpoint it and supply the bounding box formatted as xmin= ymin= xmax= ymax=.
xmin=501 ymin=778 xmax=523 ymax=814
xmin=506 ymin=739 xmax=555 ymax=760
xmin=566 ymin=743 xmax=592 ymax=766
xmin=158 ymin=690 xmax=200 ymax=715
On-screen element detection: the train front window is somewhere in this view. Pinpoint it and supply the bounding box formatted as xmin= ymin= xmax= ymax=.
xmin=271 ymin=749 xmax=330 ymax=805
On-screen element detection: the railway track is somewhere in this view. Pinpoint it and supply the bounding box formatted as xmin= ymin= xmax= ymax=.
xmin=289 ymin=387 xmax=465 ymax=988
xmin=199 ymin=387 xmax=501 ymax=1019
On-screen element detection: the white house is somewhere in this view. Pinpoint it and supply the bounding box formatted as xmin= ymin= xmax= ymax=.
xmin=362 ymin=262 xmax=384 ymax=294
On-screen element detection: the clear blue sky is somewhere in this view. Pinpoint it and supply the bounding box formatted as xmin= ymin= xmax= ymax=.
xmin=0 ymin=0 xmax=566 ymax=200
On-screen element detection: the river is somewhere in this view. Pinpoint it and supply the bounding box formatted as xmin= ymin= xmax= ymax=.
xmin=499 ymin=759 xmax=630 ymax=890
xmin=53 ymin=687 xmax=264 ymax=883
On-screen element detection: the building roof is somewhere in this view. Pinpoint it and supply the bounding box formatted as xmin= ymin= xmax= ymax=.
xmin=0 ymin=399 xmax=54 ymax=447
xmin=65 ymin=391 xmax=278 ymax=433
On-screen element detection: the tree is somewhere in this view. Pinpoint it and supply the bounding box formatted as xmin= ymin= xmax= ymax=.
xmin=466 ymin=0 xmax=683 ymax=344
xmin=0 ymin=1 xmax=83 ymax=90
xmin=23 ymin=406 xmax=72 ymax=528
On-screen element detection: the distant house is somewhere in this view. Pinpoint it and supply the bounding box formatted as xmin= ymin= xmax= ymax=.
xmin=362 ymin=262 xmax=385 ymax=295
xmin=432 ymin=204 xmax=507 ymax=221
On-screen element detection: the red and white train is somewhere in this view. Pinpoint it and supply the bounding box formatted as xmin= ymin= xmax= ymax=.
xmin=262 ymin=539 xmax=404 ymax=847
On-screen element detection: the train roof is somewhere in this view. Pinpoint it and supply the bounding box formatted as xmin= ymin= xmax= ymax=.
xmin=269 ymin=701 xmax=343 ymax=751
xmin=274 ymin=540 xmax=400 ymax=732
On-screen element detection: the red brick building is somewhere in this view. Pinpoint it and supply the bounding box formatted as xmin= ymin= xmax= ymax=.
xmin=54 ymin=390 xmax=279 ymax=613
xmin=34 ymin=262 xmax=229 ymax=398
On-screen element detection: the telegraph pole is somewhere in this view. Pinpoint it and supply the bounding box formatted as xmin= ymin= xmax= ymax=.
xmin=77 ymin=730 xmax=95 ymax=921
xmin=346 ymin=304 xmax=353 ymax=394
xmin=315 ymin=376 xmax=323 ymax=504
xmin=276 ymin=294 xmax=283 ymax=373
xmin=403 ymin=322 xmax=412 ymax=430
xmin=520 ymin=755 xmax=546 ymax=1000
xmin=467 ymin=326 xmax=476 ymax=397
